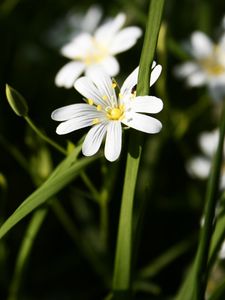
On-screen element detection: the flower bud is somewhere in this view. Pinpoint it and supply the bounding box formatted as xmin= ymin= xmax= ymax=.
xmin=5 ymin=84 xmax=28 ymax=117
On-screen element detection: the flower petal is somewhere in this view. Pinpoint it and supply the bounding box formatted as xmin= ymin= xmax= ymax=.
xmin=109 ymin=27 xmax=142 ymax=55
xmin=129 ymin=96 xmax=163 ymax=114
xmin=120 ymin=62 xmax=161 ymax=95
xmin=61 ymin=33 xmax=93 ymax=59
xmin=120 ymin=66 xmax=139 ymax=96
xmin=123 ymin=112 xmax=162 ymax=134
xmin=51 ymin=103 xmax=99 ymax=121
xmin=55 ymin=113 xmax=101 ymax=135
xmin=198 ymin=129 xmax=219 ymax=157
xmin=55 ymin=62 xmax=85 ymax=88
xmin=74 ymin=76 xmax=109 ymax=107
xmin=150 ymin=64 xmax=162 ymax=86
xmin=190 ymin=31 xmax=213 ymax=59
xmin=186 ymin=71 xmax=206 ymax=87
xmin=80 ymin=5 xmax=103 ymax=33
xmin=186 ymin=156 xmax=211 ymax=179
xmin=99 ymin=56 xmax=120 ymax=76
xmin=104 ymin=121 xmax=122 ymax=161
xmin=82 ymin=122 xmax=107 ymax=156
xmin=174 ymin=62 xmax=199 ymax=78
xmin=94 ymin=13 xmax=126 ymax=44
xmin=86 ymin=67 xmax=117 ymax=107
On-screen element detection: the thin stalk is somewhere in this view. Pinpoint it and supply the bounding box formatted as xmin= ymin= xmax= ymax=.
xmin=194 ymin=103 xmax=225 ymax=299
xmin=25 ymin=116 xmax=101 ymax=203
xmin=112 ymin=0 xmax=165 ymax=297
xmin=24 ymin=116 xmax=67 ymax=155
xmin=7 ymin=208 xmax=47 ymax=300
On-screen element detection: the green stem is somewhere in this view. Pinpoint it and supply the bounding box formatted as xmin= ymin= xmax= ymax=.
xmin=194 ymin=103 xmax=225 ymax=299
xmin=24 ymin=116 xmax=67 ymax=155
xmin=7 ymin=208 xmax=47 ymax=300
xmin=99 ymin=194 xmax=109 ymax=250
xmin=112 ymin=0 xmax=165 ymax=297
xmin=25 ymin=116 xmax=101 ymax=204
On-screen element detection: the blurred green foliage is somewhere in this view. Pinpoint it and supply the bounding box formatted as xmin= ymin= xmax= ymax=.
xmin=1 ymin=0 xmax=225 ymax=299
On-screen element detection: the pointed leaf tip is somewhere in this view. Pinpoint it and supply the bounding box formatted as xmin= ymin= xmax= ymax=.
xmin=5 ymin=84 xmax=28 ymax=117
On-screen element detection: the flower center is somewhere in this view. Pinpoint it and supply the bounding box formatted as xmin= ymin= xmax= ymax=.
xmin=106 ymin=106 xmax=124 ymax=120
xmin=200 ymin=46 xmax=225 ymax=75
xmin=84 ymin=39 xmax=108 ymax=65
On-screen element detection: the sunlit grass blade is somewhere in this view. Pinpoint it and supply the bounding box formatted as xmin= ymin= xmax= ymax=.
xmin=112 ymin=0 xmax=165 ymax=298
xmin=0 ymin=150 xmax=98 ymax=239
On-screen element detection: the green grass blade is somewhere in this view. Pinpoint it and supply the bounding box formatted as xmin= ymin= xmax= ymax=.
xmin=0 ymin=151 xmax=98 ymax=239
xmin=175 ymin=104 xmax=225 ymax=300
xmin=112 ymin=0 xmax=165 ymax=298
xmin=7 ymin=207 xmax=47 ymax=300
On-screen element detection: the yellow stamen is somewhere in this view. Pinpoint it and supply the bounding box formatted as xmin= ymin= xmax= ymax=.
xmin=92 ymin=118 xmax=100 ymax=124
xmin=87 ymin=98 xmax=94 ymax=105
xmin=107 ymin=107 xmax=124 ymax=120
xmin=112 ymin=82 xmax=117 ymax=89
xmin=96 ymin=105 xmax=102 ymax=111
xmin=102 ymin=95 xmax=108 ymax=100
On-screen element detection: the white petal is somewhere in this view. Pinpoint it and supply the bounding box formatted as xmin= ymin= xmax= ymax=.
xmin=150 ymin=64 xmax=162 ymax=86
xmin=82 ymin=122 xmax=107 ymax=156
xmin=94 ymin=13 xmax=126 ymax=44
xmin=109 ymin=27 xmax=142 ymax=55
xmin=74 ymin=76 xmax=108 ymax=107
xmin=186 ymin=71 xmax=206 ymax=87
xmin=56 ymin=113 xmax=101 ymax=135
xmin=129 ymin=96 xmax=163 ymax=114
xmin=104 ymin=121 xmax=122 ymax=162
xmin=51 ymin=103 xmax=99 ymax=121
xmin=99 ymin=56 xmax=120 ymax=76
xmin=190 ymin=31 xmax=213 ymax=59
xmin=186 ymin=156 xmax=211 ymax=179
xmin=61 ymin=33 xmax=93 ymax=59
xmin=55 ymin=62 xmax=85 ymax=88
xmin=198 ymin=129 xmax=219 ymax=157
xmin=174 ymin=62 xmax=199 ymax=78
xmin=123 ymin=112 xmax=162 ymax=134
xmin=120 ymin=67 xmax=139 ymax=96
xmin=81 ymin=5 xmax=103 ymax=32
xmin=120 ymin=62 xmax=161 ymax=95
xmin=85 ymin=67 xmax=117 ymax=107
xmin=220 ymin=173 xmax=225 ymax=190
xmin=208 ymin=78 xmax=225 ymax=101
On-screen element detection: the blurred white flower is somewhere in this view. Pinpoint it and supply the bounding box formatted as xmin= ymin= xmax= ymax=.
xmin=174 ymin=31 xmax=225 ymax=100
xmin=55 ymin=12 xmax=142 ymax=88
xmin=47 ymin=5 xmax=103 ymax=48
xmin=52 ymin=63 xmax=163 ymax=162
xmin=187 ymin=129 xmax=225 ymax=189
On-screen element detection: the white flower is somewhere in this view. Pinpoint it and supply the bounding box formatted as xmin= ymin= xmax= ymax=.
xmin=187 ymin=129 xmax=225 ymax=189
xmin=174 ymin=31 xmax=225 ymax=100
xmin=55 ymin=12 xmax=142 ymax=88
xmin=51 ymin=63 xmax=163 ymax=162
xmin=46 ymin=5 xmax=103 ymax=48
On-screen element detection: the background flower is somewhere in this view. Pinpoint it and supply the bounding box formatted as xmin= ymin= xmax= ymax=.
xmin=174 ymin=29 xmax=225 ymax=101
xmin=55 ymin=12 xmax=142 ymax=88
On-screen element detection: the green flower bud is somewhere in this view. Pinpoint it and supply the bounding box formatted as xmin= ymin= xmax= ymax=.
xmin=5 ymin=84 xmax=28 ymax=117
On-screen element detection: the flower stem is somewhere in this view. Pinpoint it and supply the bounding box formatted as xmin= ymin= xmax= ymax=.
xmin=112 ymin=0 xmax=165 ymax=297
xmin=24 ymin=116 xmax=67 ymax=155
xmin=194 ymin=103 xmax=225 ymax=299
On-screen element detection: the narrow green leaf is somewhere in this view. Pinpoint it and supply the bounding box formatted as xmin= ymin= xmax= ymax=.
xmin=112 ymin=0 xmax=165 ymax=297
xmin=175 ymin=103 xmax=225 ymax=300
xmin=5 ymin=84 xmax=28 ymax=117
xmin=7 ymin=208 xmax=47 ymax=300
xmin=0 ymin=151 xmax=97 ymax=239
